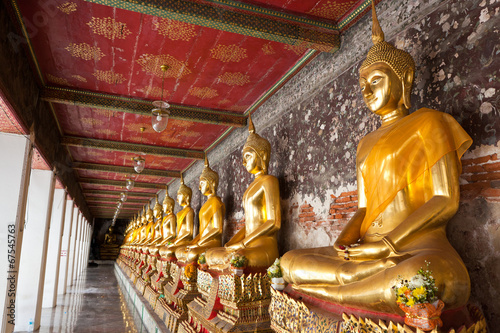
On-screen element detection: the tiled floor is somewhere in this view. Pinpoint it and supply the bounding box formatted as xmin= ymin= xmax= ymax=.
xmin=32 ymin=264 xmax=139 ymax=333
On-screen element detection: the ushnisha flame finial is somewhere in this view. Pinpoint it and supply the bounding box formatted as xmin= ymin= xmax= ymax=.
xmin=163 ymin=185 xmax=174 ymax=206
xmin=200 ymin=153 xmax=219 ymax=193
xmin=178 ymin=173 xmax=192 ymax=198
xmin=371 ymin=0 xmax=384 ymax=44
xmin=248 ymin=113 xmax=255 ymax=134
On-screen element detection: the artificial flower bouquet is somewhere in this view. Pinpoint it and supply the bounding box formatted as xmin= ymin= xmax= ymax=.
xmin=392 ymin=262 xmax=444 ymax=331
xmin=267 ymin=258 xmax=285 ymax=290
xmin=198 ymin=252 xmax=208 ymax=271
xmin=230 ymin=254 xmax=247 ymax=276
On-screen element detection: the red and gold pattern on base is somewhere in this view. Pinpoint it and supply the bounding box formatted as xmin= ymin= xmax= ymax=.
xmin=179 ymin=269 xmax=273 ymax=333
xmin=270 ymin=288 xmax=488 ymax=333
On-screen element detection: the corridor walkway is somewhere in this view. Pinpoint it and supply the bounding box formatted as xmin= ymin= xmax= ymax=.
xmin=30 ymin=263 xmax=140 ymax=333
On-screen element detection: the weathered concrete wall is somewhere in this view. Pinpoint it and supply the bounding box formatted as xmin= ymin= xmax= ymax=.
xmin=159 ymin=0 xmax=499 ymax=327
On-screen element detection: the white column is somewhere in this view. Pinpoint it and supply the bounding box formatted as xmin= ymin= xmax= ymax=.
xmin=42 ymin=189 xmax=66 ymax=308
xmin=0 ymin=133 xmax=31 ymax=333
xmin=58 ymin=199 xmax=74 ymax=295
xmin=67 ymin=210 xmax=80 ymax=287
xmin=79 ymin=221 xmax=88 ymax=273
xmin=72 ymin=214 xmax=82 ymax=281
xmin=15 ymin=169 xmax=54 ymax=332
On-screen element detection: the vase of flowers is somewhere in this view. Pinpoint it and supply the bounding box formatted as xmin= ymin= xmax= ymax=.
xmin=198 ymin=253 xmax=208 ymax=271
xmin=392 ymin=262 xmax=444 ymax=331
xmin=267 ymin=258 xmax=285 ymax=290
xmin=230 ymin=254 xmax=247 ymax=276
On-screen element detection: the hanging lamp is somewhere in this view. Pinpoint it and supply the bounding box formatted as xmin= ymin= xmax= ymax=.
xmin=132 ymin=127 xmax=146 ymax=173
xmin=125 ymin=178 xmax=135 ymax=190
xmin=151 ymin=65 xmax=171 ymax=133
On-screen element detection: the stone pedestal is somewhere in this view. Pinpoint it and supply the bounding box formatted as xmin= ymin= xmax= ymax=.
xmin=270 ymin=286 xmax=488 ymax=333
xmin=100 ymin=245 xmax=120 ymax=260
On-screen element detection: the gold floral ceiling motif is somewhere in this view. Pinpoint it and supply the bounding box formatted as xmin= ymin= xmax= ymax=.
xmin=307 ymin=0 xmax=358 ymax=21
xmin=143 ymin=86 xmax=169 ymax=98
xmin=72 ymin=75 xmax=87 ymax=82
xmin=171 ymin=119 xmax=192 ymax=129
xmin=137 ymin=54 xmax=191 ymax=79
xmin=66 ymin=43 xmax=105 ymax=61
xmin=92 ymin=70 xmax=126 ymax=84
xmin=154 ymin=18 xmax=197 ymax=41
xmin=93 ymin=109 xmax=116 ymax=118
xmin=228 ymin=105 xmax=250 ymax=112
xmin=58 ymin=2 xmax=77 ymax=14
xmin=284 ymin=44 xmax=309 ymax=56
xmin=210 ymin=44 xmax=247 ymax=63
xmin=262 ymin=43 xmax=275 ymax=55
xmin=87 ymin=17 xmax=132 ymax=40
xmin=189 ymin=87 xmax=219 ymax=99
xmin=218 ymin=99 xmax=231 ymax=105
xmin=95 ymin=128 xmax=118 ymax=136
xmin=124 ymin=123 xmax=149 ymax=133
xmin=181 ymin=131 xmax=201 ymax=138
xmin=217 ymin=72 xmax=250 ymax=86
xmin=47 ymin=74 xmax=71 ymax=86
xmin=81 ymin=118 xmax=104 ymax=127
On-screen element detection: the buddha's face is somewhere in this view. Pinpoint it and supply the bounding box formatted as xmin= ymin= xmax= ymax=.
xmin=154 ymin=206 xmax=162 ymax=219
xmin=163 ymin=201 xmax=173 ymax=214
xmin=177 ymin=192 xmax=189 ymax=206
xmin=199 ymin=178 xmax=212 ymax=196
xmin=243 ymin=148 xmax=261 ymax=174
xmin=359 ymin=63 xmax=403 ymax=116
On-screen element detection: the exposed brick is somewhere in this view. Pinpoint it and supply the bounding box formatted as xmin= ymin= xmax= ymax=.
xmin=330 ymin=209 xmax=337 ymax=214
xmin=302 ymin=216 xmax=315 ymax=222
xmin=335 ymin=214 xmax=342 ymax=219
xmin=300 ymin=203 xmax=311 ymax=209
xmin=330 ymin=204 xmax=345 ymax=209
xmin=471 ymin=172 xmax=500 ymax=182
xmin=299 ymin=212 xmax=315 ymax=218
xmin=337 ymin=197 xmax=352 ymax=203
xmin=491 ymin=180 xmax=500 ymax=188
xmin=340 ymin=190 xmax=357 ymax=197
xmin=460 ymin=182 xmax=490 ymax=191
xmin=330 ymin=194 xmax=337 ymax=199
xmin=481 ymin=188 xmax=500 ymax=198
xmin=301 ymin=207 xmax=314 ymax=213
xmin=483 ymin=162 xmax=500 ymax=172
xmin=468 ymin=155 xmax=493 ymax=165
xmin=463 ymin=165 xmax=485 ymax=174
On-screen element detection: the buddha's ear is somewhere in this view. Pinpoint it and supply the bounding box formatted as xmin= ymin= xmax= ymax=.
xmin=402 ymin=68 xmax=414 ymax=109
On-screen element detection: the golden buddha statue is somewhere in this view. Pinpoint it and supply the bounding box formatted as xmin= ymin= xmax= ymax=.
xmin=175 ymin=155 xmax=225 ymax=264
xmin=280 ymin=2 xmax=472 ymax=314
xmin=156 ymin=187 xmax=177 ymax=248
xmin=206 ymin=115 xmax=281 ymax=271
xmin=104 ymin=225 xmax=117 ymax=245
xmin=132 ymin=210 xmax=147 ymax=246
xmin=159 ymin=175 xmax=194 ymax=259
xmin=146 ymin=195 xmax=164 ymax=254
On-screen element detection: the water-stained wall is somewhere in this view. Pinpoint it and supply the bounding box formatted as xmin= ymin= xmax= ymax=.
xmin=160 ymin=0 xmax=499 ymax=328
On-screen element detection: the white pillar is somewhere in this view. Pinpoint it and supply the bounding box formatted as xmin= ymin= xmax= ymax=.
xmin=15 ymin=169 xmax=54 ymax=332
xmin=79 ymin=221 xmax=88 ymax=273
xmin=72 ymin=214 xmax=82 ymax=281
xmin=42 ymin=189 xmax=66 ymax=308
xmin=67 ymin=210 xmax=80 ymax=287
xmin=0 ymin=133 xmax=32 ymax=333
xmin=58 ymin=200 xmax=74 ymax=295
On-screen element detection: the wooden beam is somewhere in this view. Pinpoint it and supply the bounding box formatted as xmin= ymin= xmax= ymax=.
xmin=41 ymin=87 xmax=247 ymax=127
xmin=83 ymin=190 xmax=154 ymax=197
xmin=80 ymin=178 xmax=164 ymax=189
xmin=62 ymin=136 xmax=204 ymax=160
xmin=73 ymin=162 xmax=180 ymax=178
xmin=83 ymin=0 xmax=340 ymax=52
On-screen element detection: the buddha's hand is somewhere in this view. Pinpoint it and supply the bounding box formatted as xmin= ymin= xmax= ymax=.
xmin=226 ymin=242 xmax=245 ymax=251
xmin=342 ymin=241 xmax=390 ymax=260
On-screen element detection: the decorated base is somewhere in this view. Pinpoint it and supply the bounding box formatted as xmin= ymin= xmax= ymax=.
xmin=135 ymin=277 xmax=149 ymax=295
xmin=270 ymin=285 xmax=488 ymax=333
xmin=100 ymin=245 xmax=120 ymax=260
xmin=179 ymin=269 xmax=273 ymax=333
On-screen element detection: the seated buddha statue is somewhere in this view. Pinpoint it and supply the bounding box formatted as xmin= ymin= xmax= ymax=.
xmin=280 ymin=2 xmax=472 ymax=314
xmin=146 ymin=195 xmax=164 ymax=256
xmin=131 ymin=210 xmax=146 ymax=246
xmin=159 ymin=175 xmax=194 ymax=260
xmin=175 ymin=155 xmax=225 ymax=264
xmin=206 ymin=115 xmax=281 ymax=271
xmin=139 ymin=205 xmax=155 ymax=249
xmin=103 ymin=226 xmax=118 ymax=246
xmin=156 ymin=187 xmax=177 ymax=249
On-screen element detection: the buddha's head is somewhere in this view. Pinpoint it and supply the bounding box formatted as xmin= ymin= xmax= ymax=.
xmin=177 ymin=174 xmax=192 ymax=207
xmin=146 ymin=204 xmax=154 ymax=222
xmin=153 ymin=195 xmax=162 ymax=220
xmin=359 ymin=1 xmax=415 ymax=117
xmin=141 ymin=209 xmax=147 ymax=226
xmin=242 ymin=114 xmax=271 ymax=175
xmin=163 ymin=186 xmax=175 ymax=214
xmin=199 ymin=154 xmax=219 ymax=196
xmin=108 ymin=225 xmax=114 ymax=233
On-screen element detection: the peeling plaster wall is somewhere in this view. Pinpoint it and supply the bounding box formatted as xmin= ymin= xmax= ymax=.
xmin=160 ymin=0 xmax=500 ymax=327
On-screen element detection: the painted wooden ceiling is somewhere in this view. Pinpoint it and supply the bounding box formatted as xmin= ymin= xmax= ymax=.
xmin=4 ymin=0 xmax=376 ymax=219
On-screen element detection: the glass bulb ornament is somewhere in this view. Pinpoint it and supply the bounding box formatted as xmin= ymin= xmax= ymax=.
xmin=117 ymin=201 xmax=123 ymax=209
xmin=120 ymin=192 xmax=127 ymax=202
xmin=133 ymin=156 xmax=146 ymax=173
xmin=152 ymin=101 xmax=170 ymax=133
xmin=125 ymin=179 xmax=135 ymax=190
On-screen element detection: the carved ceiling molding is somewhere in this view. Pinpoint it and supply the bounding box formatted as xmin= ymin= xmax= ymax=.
xmin=72 ymin=162 xmax=180 ymax=178
xmin=84 ymin=0 xmax=341 ymax=52
xmin=79 ymin=177 xmax=164 ymax=189
xmin=41 ymin=87 xmax=247 ymax=127
xmin=62 ymin=136 xmax=204 ymax=160
xmin=86 ymin=197 xmax=149 ymax=204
